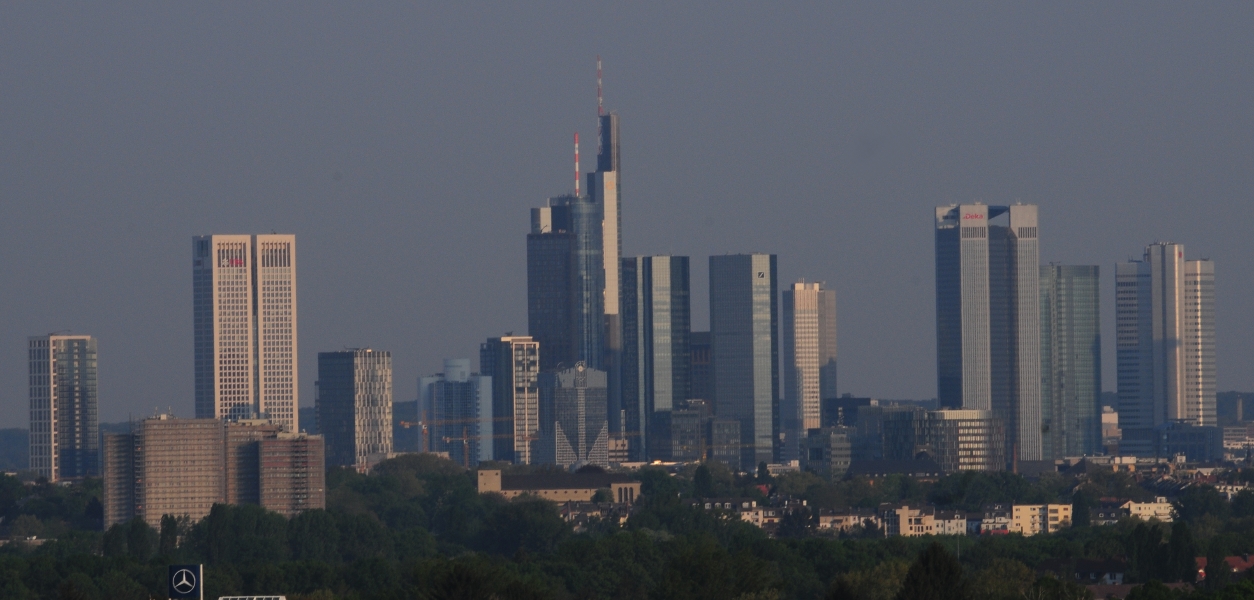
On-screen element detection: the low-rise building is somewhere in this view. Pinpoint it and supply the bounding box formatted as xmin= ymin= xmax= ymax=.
xmin=1196 ymin=555 xmax=1254 ymax=582
xmin=559 ymin=501 xmax=634 ymax=532
xmin=1123 ymin=497 xmax=1174 ymax=522
xmin=1090 ymin=505 xmax=1131 ymax=526
xmin=934 ymin=510 xmax=968 ymax=535
xmin=981 ymin=504 xmax=1013 ymax=535
xmin=1011 ymin=504 xmax=1072 ymax=536
xmin=879 ymin=503 xmax=935 ymax=537
xmin=817 ymin=508 xmax=880 ymax=534
xmin=476 ymin=469 xmax=641 ymax=504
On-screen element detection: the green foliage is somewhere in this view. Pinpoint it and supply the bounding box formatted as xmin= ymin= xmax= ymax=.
xmin=894 ymin=542 xmax=967 ymax=600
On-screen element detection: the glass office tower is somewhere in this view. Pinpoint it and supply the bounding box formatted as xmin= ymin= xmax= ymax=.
xmin=28 ymin=334 xmax=99 ymax=481
xmin=709 ymin=254 xmax=779 ymax=470
xmin=419 ymin=359 xmax=492 ymax=468
xmin=622 ymin=255 xmax=691 ymax=461
xmin=315 ymin=349 xmax=393 ymax=470
xmin=537 ymin=363 xmax=609 ymax=469
xmin=527 ymin=195 xmax=604 ymax=372
xmin=1040 ymin=265 xmax=1101 ymax=458
xmin=1116 ymin=243 xmax=1215 ymax=456
xmin=480 ymin=335 xmax=541 ymax=464
xmin=935 ymin=204 xmax=1041 ymax=464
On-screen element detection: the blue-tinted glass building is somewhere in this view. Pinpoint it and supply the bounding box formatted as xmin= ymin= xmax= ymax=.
xmin=1040 ymin=265 xmax=1102 ymax=458
xmin=709 ymin=254 xmax=779 ymax=470
xmin=622 ymin=255 xmax=691 ymax=461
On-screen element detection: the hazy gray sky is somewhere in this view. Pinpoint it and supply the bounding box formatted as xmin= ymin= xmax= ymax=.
xmin=2 ymin=3 xmax=1252 ymax=425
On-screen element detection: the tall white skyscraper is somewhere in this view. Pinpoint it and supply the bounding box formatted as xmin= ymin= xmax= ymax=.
xmin=782 ymin=281 xmax=837 ymax=460
xmin=1116 ymin=243 xmax=1215 ymax=456
xmin=193 ymin=234 xmax=298 ymax=430
xmin=28 ymin=334 xmax=99 ymax=481
xmin=935 ymin=204 xmax=1041 ymax=464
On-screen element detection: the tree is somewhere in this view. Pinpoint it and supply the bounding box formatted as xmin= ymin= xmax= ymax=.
xmin=1124 ymin=581 xmax=1175 ymax=600
xmin=694 ymin=464 xmax=714 ymax=498
xmin=969 ymin=558 xmax=1034 ymax=600
xmin=1204 ymin=540 xmax=1232 ymax=591
xmin=159 ymin=514 xmax=179 ymax=558
xmin=125 ymin=517 xmax=156 ymax=561
xmin=1231 ymin=489 xmax=1254 ymax=518
xmin=1173 ymin=485 xmax=1229 ymax=524
xmin=9 ymin=514 xmax=42 ymax=538
xmin=894 ymin=542 xmax=967 ymax=600
xmin=478 ymin=497 xmax=569 ymax=556
xmin=1166 ymin=520 xmax=1198 ymax=583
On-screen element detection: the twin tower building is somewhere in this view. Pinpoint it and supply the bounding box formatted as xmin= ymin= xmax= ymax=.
xmin=936 ymin=204 xmax=1216 ymax=465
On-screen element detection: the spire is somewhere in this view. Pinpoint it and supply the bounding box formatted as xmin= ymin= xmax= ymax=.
xmin=597 ymin=55 xmax=604 ymax=117
xmin=574 ymin=132 xmax=580 ymax=197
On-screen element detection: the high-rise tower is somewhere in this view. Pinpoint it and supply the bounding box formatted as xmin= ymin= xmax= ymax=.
xmin=935 ymin=204 xmax=1041 ymax=464
xmin=315 ymin=348 xmax=393 ymax=470
xmin=1116 ymin=243 xmax=1215 ymax=456
xmin=1040 ymin=265 xmax=1102 ymax=458
xmin=782 ymin=281 xmax=837 ymax=461
xmin=28 ymin=334 xmax=99 ymax=481
xmin=480 ymin=335 xmax=541 ymax=464
xmin=710 ymin=254 xmax=779 ymax=470
xmin=622 ymin=256 xmax=691 ymax=461
xmin=193 ymin=235 xmax=298 ymax=430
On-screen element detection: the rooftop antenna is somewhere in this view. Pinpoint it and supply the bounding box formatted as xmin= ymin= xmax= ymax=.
xmin=574 ymin=132 xmax=580 ymax=196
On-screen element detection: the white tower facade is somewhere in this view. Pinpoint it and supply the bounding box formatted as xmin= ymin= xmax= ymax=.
xmin=782 ymin=281 xmax=837 ymax=460
xmin=193 ymin=234 xmax=298 ymax=430
xmin=28 ymin=334 xmax=99 ymax=481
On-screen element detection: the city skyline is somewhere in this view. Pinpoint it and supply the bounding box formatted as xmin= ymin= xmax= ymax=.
xmin=2 ymin=4 xmax=1252 ymax=426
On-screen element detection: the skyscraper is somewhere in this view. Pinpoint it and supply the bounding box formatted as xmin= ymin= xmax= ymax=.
xmin=537 ymin=363 xmax=609 ymax=469
xmin=315 ymin=348 xmax=393 ymax=470
xmin=935 ymin=204 xmax=1041 ymax=464
xmin=782 ymin=281 xmax=838 ymax=461
xmin=480 ymin=335 xmax=541 ymax=464
xmin=622 ymin=255 xmax=691 ymax=461
xmin=419 ymin=359 xmax=493 ymax=467
xmin=193 ymin=234 xmax=298 ymax=430
xmin=1116 ymin=243 xmax=1215 ymax=456
xmin=1040 ymin=265 xmax=1102 ymax=458
xmin=709 ymin=254 xmax=779 ymax=470
xmin=28 ymin=334 xmax=99 ymax=481
xmin=528 ymin=194 xmax=604 ymax=371
xmin=589 ymin=104 xmax=623 ymax=438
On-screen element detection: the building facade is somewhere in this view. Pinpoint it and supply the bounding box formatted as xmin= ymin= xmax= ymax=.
xmin=801 ymin=427 xmax=853 ymax=480
xmin=315 ymin=349 xmax=393 ymax=470
xmin=935 ymin=204 xmax=1041 ymax=464
xmin=528 ymin=193 xmax=604 ymax=371
xmin=1040 ymin=265 xmax=1102 ymax=458
xmin=480 ymin=336 xmax=541 ymax=464
xmin=883 ymin=408 xmax=1006 ymax=472
xmin=710 ymin=254 xmax=779 ymax=470
xmin=193 ymin=234 xmax=298 ymax=430
xmin=104 ymin=416 xmax=224 ymax=528
xmin=588 ymin=108 xmax=624 ymax=445
xmin=782 ymin=281 xmax=837 ymax=461
xmin=538 ymin=363 xmax=609 ymax=469
xmin=28 ymin=334 xmax=98 ymax=481
xmin=419 ymin=359 xmax=493 ymax=467
xmin=1116 ymin=243 xmax=1216 ymax=456
xmin=104 ymin=416 xmax=324 ymax=527
xmin=259 ymin=433 xmax=326 ymax=517
xmin=621 ymin=255 xmax=691 ymax=461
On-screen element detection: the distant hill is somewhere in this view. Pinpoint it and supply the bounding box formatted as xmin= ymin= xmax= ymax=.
xmin=0 ymin=429 xmax=28 ymax=471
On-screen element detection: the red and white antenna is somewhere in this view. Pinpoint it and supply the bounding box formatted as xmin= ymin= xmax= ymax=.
xmin=597 ymin=56 xmax=604 ymax=117
xmin=574 ymin=132 xmax=581 ymax=196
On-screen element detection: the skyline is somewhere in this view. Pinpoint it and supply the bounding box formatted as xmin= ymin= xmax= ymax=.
xmin=2 ymin=4 xmax=1253 ymax=425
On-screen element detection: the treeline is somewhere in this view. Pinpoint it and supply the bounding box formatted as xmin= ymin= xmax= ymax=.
xmin=5 ymin=457 xmax=1254 ymax=598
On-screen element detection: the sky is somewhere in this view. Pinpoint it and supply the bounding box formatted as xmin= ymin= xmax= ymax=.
xmin=1 ymin=3 xmax=1252 ymax=426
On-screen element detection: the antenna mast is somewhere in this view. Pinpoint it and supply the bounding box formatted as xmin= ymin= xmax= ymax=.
xmin=574 ymin=132 xmax=580 ymax=196
xmin=597 ymin=56 xmax=604 ymax=117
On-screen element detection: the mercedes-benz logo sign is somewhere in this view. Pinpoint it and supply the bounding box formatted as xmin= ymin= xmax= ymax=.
xmin=172 ymin=569 xmax=197 ymax=594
